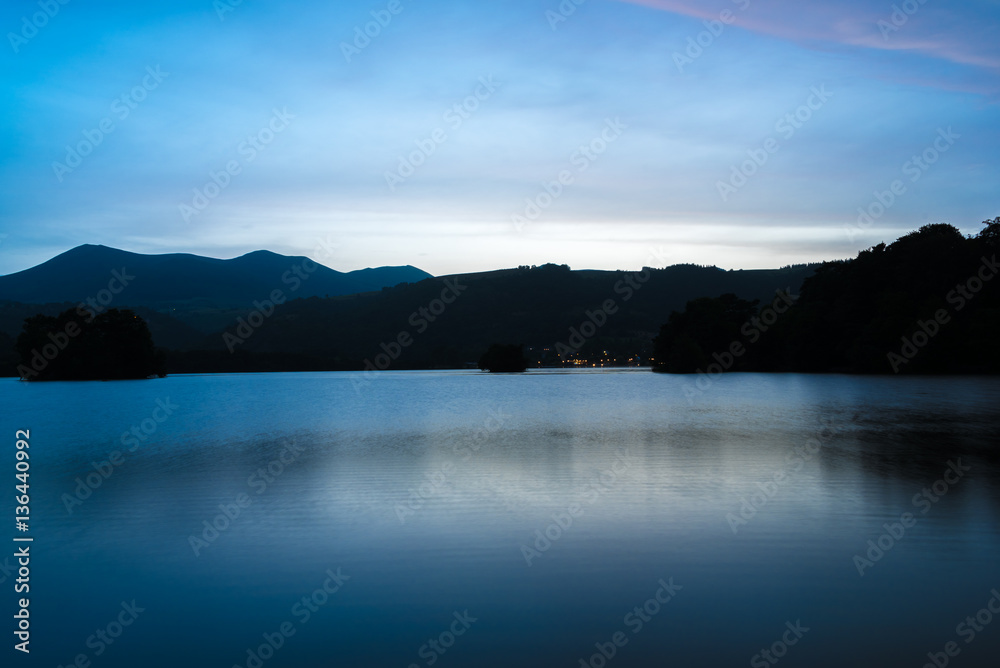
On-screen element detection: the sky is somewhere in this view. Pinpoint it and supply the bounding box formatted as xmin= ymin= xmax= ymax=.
xmin=1 ymin=0 xmax=998 ymax=276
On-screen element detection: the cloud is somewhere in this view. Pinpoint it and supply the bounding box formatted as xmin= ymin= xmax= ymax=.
xmin=617 ymin=0 xmax=1000 ymax=73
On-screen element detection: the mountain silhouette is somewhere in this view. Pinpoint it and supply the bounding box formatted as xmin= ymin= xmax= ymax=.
xmin=0 ymin=244 xmax=432 ymax=310
xmin=0 ymin=246 xmax=823 ymax=376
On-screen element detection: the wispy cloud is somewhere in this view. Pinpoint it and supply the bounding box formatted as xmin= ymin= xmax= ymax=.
xmin=618 ymin=0 xmax=1000 ymax=73
xmin=2 ymin=0 xmax=997 ymax=276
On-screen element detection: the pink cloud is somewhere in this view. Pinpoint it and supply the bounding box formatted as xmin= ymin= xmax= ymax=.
xmin=617 ymin=0 xmax=1000 ymax=71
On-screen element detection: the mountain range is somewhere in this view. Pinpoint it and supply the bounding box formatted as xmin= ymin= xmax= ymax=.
xmin=0 ymin=244 xmax=820 ymax=375
xmin=4 ymin=220 xmax=997 ymax=377
xmin=0 ymin=244 xmax=431 ymax=309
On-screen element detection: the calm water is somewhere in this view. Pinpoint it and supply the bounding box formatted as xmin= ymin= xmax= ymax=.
xmin=2 ymin=370 xmax=999 ymax=667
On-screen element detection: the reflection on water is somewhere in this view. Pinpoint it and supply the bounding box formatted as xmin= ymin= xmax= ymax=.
xmin=3 ymin=370 xmax=999 ymax=667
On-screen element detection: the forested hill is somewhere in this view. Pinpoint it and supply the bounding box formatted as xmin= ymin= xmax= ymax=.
xmin=181 ymin=262 xmax=817 ymax=371
xmin=1 ymin=260 xmax=819 ymax=375
xmin=9 ymin=220 xmax=996 ymax=377
xmin=652 ymin=219 xmax=1000 ymax=375
xmin=0 ymin=244 xmax=431 ymax=309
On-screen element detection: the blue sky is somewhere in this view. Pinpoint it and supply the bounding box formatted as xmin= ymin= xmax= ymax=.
xmin=1 ymin=0 xmax=997 ymax=276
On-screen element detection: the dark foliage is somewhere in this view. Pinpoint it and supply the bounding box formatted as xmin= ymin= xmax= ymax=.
xmin=181 ymin=263 xmax=815 ymax=372
xmin=16 ymin=308 xmax=166 ymax=381
xmin=478 ymin=343 xmax=529 ymax=372
xmin=653 ymin=219 xmax=1000 ymax=375
xmin=651 ymin=294 xmax=759 ymax=373
xmin=0 ymin=262 xmax=818 ymax=376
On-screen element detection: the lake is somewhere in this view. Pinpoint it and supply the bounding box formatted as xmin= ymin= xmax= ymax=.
xmin=3 ymin=369 xmax=1000 ymax=667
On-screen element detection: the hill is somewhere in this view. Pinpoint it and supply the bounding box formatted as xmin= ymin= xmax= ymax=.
xmin=0 ymin=246 xmax=822 ymax=376
xmin=651 ymin=218 xmax=1000 ymax=375
xmin=0 ymin=244 xmax=431 ymax=317
xmin=169 ymin=262 xmax=819 ymax=371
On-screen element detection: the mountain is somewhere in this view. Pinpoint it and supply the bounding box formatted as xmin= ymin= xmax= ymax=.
xmin=0 ymin=244 xmax=823 ymax=376
xmin=5 ymin=221 xmax=997 ymax=378
xmin=0 ymin=244 xmax=432 ymax=311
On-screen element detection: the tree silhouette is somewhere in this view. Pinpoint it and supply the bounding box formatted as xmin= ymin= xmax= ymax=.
xmin=981 ymin=217 xmax=1000 ymax=245
xmin=651 ymin=294 xmax=758 ymax=373
xmin=16 ymin=308 xmax=166 ymax=381
xmin=652 ymin=218 xmax=1000 ymax=375
xmin=478 ymin=343 xmax=528 ymax=372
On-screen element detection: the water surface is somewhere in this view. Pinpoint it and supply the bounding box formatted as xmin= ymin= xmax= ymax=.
xmin=3 ymin=370 xmax=999 ymax=667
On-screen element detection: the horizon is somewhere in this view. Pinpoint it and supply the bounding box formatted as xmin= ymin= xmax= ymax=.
xmin=2 ymin=1 xmax=998 ymax=277
xmin=3 ymin=239 xmax=855 ymax=278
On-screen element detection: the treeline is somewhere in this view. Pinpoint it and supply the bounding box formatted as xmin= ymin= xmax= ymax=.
xmin=158 ymin=262 xmax=814 ymax=372
xmin=15 ymin=308 xmax=166 ymax=381
xmin=2 ymin=261 xmax=817 ymax=378
xmin=6 ymin=222 xmax=997 ymax=379
xmin=653 ymin=219 xmax=1000 ymax=374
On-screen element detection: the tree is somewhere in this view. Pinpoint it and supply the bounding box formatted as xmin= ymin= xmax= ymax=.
xmin=651 ymin=294 xmax=759 ymax=373
xmin=980 ymin=217 xmax=1000 ymax=245
xmin=16 ymin=308 xmax=166 ymax=381
xmin=478 ymin=343 xmax=528 ymax=372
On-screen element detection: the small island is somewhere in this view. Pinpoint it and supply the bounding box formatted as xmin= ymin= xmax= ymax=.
xmin=478 ymin=343 xmax=529 ymax=373
xmin=16 ymin=308 xmax=166 ymax=381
